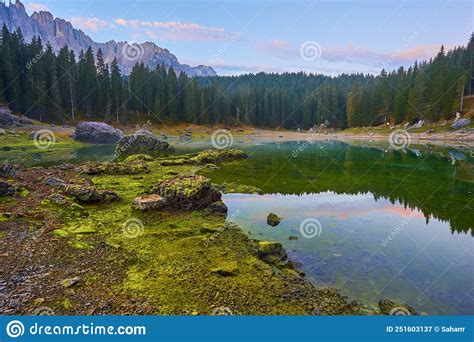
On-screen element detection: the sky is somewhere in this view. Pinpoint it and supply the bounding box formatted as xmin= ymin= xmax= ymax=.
xmin=20 ymin=0 xmax=473 ymax=76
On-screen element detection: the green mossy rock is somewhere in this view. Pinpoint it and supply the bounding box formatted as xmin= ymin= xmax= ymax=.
xmin=133 ymin=194 xmax=167 ymax=211
xmin=211 ymin=261 xmax=239 ymax=276
xmin=191 ymin=149 xmax=248 ymax=164
xmin=78 ymin=161 xmax=150 ymax=175
xmin=124 ymin=154 xmax=154 ymax=162
xmin=64 ymin=184 xmax=121 ymax=204
xmin=257 ymin=241 xmax=287 ymax=264
xmin=158 ymin=149 xmax=247 ymax=166
xmin=206 ymin=201 xmax=228 ymax=215
xmin=152 ymin=175 xmax=221 ymax=210
xmin=267 ymin=213 xmax=281 ymax=227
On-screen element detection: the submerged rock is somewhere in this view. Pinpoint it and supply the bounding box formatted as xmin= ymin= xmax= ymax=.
xmin=221 ymin=182 xmax=263 ymax=194
xmin=267 ymin=213 xmax=282 ymax=227
xmin=257 ymin=241 xmax=287 ymax=264
xmin=115 ymin=129 xmax=172 ymax=158
xmin=64 ymin=184 xmax=121 ymax=204
xmin=192 ymin=149 xmax=248 ymax=164
xmin=0 ymin=106 xmax=20 ymax=127
xmin=152 ymin=175 xmax=221 ymax=210
xmin=0 ymin=181 xmax=15 ymax=196
xmin=378 ymin=299 xmax=417 ymax=315
xmin=74 ymin=122 xmax=123 ymax=144
xmin=133 ymin=194 xmax=166 ymax=211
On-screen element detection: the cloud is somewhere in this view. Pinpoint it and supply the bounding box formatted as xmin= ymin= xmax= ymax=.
xmin=144 ymin=30 xmax=158 ymax=40
xmin=254 ymin=39 xmax=445 ymax=71
xmin=25 ymin=2 xmax=49 ymax=13
xmin=114 ymin=18 xmax=230 ymax=41
xmin=320 ymin=44 xmax=441 ymax=66
xmin=70 ymin=17 xmax=111 ymax=32
xmin=389 ymin=45 xmax=441 ymax=62
xmin=253 ymin=39 xmax=296 ymax=59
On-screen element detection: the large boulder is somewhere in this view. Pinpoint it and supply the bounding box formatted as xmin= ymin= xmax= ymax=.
xmin=451 ymin=118 xmax=471 ymax=130
xmin=152 ymin=175 xmax=221 ymax=210
xmin=115 ymin=129 xmax=172 ymax=158
xmin=0 ymin=106 xmax=20 ymax=127
xmin=74 ymin=122 xmax=123 ymax=144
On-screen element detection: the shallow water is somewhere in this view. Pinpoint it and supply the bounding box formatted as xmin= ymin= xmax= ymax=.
xmin=200 ymin=141 xmax=474 ymax=315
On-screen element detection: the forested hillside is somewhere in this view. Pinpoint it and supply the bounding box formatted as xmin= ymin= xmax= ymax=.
xmin=0 ymin=25 xmax=472 ymax=129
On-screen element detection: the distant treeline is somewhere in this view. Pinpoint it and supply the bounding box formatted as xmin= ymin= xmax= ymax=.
xmin=0 ymin=25 xmax=472 ymax=128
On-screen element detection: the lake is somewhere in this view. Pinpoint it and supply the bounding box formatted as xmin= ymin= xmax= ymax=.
xmin=200 ymin=140 xmax=474 ymax=315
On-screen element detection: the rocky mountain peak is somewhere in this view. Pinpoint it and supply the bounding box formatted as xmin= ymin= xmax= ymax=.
xmin=0 ymin=1 xmax=216 ymax=77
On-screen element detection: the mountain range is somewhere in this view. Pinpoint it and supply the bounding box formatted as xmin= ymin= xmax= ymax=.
xmin=0 ymin=0 xmax=217 ymax=76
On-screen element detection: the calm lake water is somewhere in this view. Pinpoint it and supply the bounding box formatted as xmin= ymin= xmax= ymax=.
xmin=200 ymin=141 xmax=474 ymax=315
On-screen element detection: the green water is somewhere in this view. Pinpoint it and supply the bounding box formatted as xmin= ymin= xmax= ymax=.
xmin=200 ymin=141 xmax=474 ymax=315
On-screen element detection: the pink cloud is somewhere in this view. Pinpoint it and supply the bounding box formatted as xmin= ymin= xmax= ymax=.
xmin=254 ymin=39 xmax=447 ymax=68
xmin=70 ymin=17 xmax=110 ymax=32
xmin=144 ymin=30 xmax=158 ymax=40
xmin=25 ymin=2 xmax=49 ymax=13
xmin=114 ymin=18 xmax=229 ymax=41
xmin=253 ymin=39 xmax=296 ymax=59
xmin=390 ymin=45 xmax=441 ymax=62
